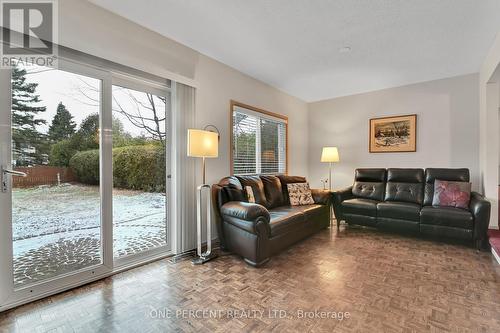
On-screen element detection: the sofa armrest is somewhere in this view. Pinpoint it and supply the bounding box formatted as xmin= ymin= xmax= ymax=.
xmin=311 ymin=189 xmax=332 ymax=205
xmin=470 ymin=191 xmax=491 ymax=249
xmin=332 ymin=186 xmax=354 ymax=221
xmin=332 ymin=186 xmax=354 ymax=204
xmin=221 ymin=202 xmax=270 ymax=235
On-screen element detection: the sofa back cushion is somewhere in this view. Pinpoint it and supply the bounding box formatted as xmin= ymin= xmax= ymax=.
xmin=352 ymin=168 xmax=386 ymax=201
xmin=216 ymin=176 xmax=245 ymax=205
xmin=260 ymin=175 xmax=285 ymax=208
xmin=236 ymin=175 xmax=268 ymax=207
xmin=423 ymin=168 xmax=470 ymax=206
xmin=384 ymin=168 xmax=424 ymax=205
xmin=277 ymin=175 xmax=307 ymax=205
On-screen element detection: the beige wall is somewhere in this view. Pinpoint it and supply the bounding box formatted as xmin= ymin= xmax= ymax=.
xmin=307 ymin=74 xmax=480 ymax=192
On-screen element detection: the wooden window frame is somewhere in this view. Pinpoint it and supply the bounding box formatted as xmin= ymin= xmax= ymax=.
xmin=230 ymin=100 xmax=288 ymax=175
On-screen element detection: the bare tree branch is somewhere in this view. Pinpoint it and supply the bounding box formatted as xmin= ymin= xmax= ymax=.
xmin=71 ymin=78 xmax=167 ymax=144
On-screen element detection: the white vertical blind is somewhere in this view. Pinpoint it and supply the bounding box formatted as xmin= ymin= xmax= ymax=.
xmin=232 ymin=108 xmax=287 ymax=175
xmin=171 ymin=82 xmax=197 ymax=253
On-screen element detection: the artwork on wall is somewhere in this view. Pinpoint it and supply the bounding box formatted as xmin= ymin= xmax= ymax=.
xmin=369 ymin=114 xmax=417 ymax=153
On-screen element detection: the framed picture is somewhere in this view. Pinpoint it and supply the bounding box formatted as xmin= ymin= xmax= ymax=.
xmin=369 ymin=114 xmax=417 ymax=153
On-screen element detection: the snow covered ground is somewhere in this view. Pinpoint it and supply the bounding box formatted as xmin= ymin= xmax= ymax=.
xmin=12 ymin=184 xmax=167 ymax=286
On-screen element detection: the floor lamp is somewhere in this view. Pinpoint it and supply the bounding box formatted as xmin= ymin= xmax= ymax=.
xmin=321 ymin=147 xmax=339 ymax=227
xmin=321 ymin=147 xmax=339 ymax=191
xmin=187 ymin=127 xmax=219 ymax=264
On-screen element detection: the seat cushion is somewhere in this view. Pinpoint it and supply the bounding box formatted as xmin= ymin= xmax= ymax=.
xmin=377 ymin=201 xmax=421 ymax=222
xmin=420 ymin=206 xmax=473 ymax=229
xmin=341 ymin=198 xmax=378 ymax=217
xmin=293 ymin=204 xmax=327 ymax=220
xmin=269 ymin=206 xmax=306 ymax=236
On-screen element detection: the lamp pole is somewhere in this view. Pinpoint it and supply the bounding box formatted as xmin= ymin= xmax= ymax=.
xmin=329 ymin=162 xmax=332 ymax=191
xmin=202 ymin=156 xmax=206 ymax=185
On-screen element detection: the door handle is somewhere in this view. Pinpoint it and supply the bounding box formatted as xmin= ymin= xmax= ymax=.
xmin=1 ymin=167 xmax=27 ymax=193
xmin=2 ymin=168 xmax=27 ymax=177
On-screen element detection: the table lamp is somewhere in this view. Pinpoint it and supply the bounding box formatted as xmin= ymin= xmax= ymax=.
xmin=188 ymin=126 xmax=219 ymax=264
xmin=321 ymin=147 xmax=339 ymax=191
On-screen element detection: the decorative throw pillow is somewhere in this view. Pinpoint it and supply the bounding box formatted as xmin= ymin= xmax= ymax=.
xmin=432 ymin=180 xmax=471 ymax=209
xmin=245 ymin=186 xmax=256 ymax=203
xmin=287 ymin=182 xmax=315 ymax=206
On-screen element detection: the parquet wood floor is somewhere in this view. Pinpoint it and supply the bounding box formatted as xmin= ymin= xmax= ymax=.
xmin=1 ymin=226 xmax=499 ymax=333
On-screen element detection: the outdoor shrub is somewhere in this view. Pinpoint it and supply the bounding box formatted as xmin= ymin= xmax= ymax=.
xmin=49 ymin=139 xmax=77 ymax=166
xmin=113 ymin=145 xmax=165 ymax=192
xmin=70 ymin=145 xmax=165 ymax=191
xmin=69 ymin=149 xmax=100 ymax=185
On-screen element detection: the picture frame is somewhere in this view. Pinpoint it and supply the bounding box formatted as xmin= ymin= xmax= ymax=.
xmin=369 ymin=114 xmax=417 ymax=153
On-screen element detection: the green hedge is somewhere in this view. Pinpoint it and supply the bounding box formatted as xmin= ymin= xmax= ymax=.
xmin=69 ymin=145 xmax=165 ymax=192
xmin=69 ymin=149 xmax=100 ymax=185
xmin=49 ymin=139 xmax=78 ymax=167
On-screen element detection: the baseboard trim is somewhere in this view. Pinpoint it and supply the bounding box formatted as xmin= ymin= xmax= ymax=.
xmin=492 ymin=246 xmax=500 ymax=265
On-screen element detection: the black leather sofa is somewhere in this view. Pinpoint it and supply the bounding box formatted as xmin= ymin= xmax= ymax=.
xmin=332 ymin=168 xmax=491 ymax=249
xmin=212 ymin=175 xmax=331 ymax=266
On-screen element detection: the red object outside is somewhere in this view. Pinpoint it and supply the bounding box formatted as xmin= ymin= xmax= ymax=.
xmin=488 ymin=229 xmax=500 ymax=256
xmin=13 ymin=166 xmax=76 ymax=188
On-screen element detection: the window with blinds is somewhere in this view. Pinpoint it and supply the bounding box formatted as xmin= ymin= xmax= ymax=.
xmin=232 ymin=104 xmax=287 ymax=175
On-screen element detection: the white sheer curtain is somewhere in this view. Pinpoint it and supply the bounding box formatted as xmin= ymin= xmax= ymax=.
xmin=171 ymin=82 xmax=197 ymax=253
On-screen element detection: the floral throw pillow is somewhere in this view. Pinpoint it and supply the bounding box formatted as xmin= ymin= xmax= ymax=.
xmin=287 ymin=182 xmax=315 ymax=206
xmin=245 ymin=186 xmax=256 ymax=203
xmin=432 ymin=180 xmax=471 ymax=209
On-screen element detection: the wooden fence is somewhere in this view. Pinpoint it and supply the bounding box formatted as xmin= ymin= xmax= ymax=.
xmin=13 ymin=166 xmax=76 ymax=188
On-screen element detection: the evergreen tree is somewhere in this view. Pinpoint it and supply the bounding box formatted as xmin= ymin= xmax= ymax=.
xmin=71 ymin=113 xmax=99 ymax=151
xmin=48 ymin=102 xmax=76 ymax=141
xmin=11 ymin=65 xmax=47 ymax=165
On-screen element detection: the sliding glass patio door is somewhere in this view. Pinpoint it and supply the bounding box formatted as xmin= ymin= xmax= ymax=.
xmin=0 ymin=59 xmax=112 ymax=309
xmin=0 ymin=60 xmax=171 ymax=310
xmin=111 ymin=78 xmax=171 ymax=263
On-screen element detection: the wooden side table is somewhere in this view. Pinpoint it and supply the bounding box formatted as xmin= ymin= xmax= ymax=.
xmin=327 ymin=190 xmax=342 ymax=231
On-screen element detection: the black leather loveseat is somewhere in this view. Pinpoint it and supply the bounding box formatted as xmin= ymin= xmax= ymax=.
xmin=332 ymin=168 xmax=491 ymax=249
xmin=212 ymin=175 xmax=331 ymax=266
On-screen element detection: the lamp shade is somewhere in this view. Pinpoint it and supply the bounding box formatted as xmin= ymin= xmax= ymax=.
xmin=321 ymin=147 xmax=339 ymax=162
xmin=187 ymin=129 xmax=219 ymax=158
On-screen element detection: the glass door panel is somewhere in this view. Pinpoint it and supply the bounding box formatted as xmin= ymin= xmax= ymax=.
xmin=111 ymin=84 xmax=169 ymax=258
xmin=11 ymin=62 xmax=103 ymax=287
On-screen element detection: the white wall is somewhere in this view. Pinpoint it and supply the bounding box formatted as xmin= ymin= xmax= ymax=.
xmin=59 ymin=0 xmax=309 ymax=185
xmin=194 ymin=55 xmax=308 ymax=187
xmin=307 ymin=74 xmax=480 ymax=192
xmin=59 ymin=0 xmax=199 ymax=85
xmin=55 ymin=0 xmax=309 ymax=251
xmin=54 ymin=0 xmax=496 ymax=231
xmin=479 ymin=33 xmax=500 ymax=229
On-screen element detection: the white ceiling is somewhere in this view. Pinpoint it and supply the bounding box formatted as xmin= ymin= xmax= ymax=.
xmin=89 ymin=0 xmax=500 ymax=102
